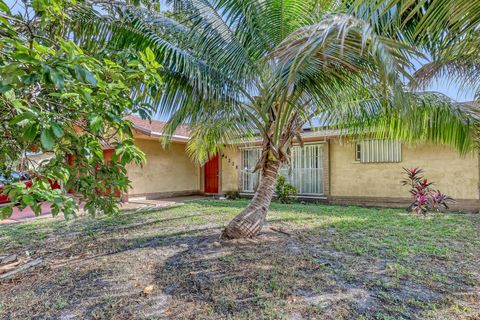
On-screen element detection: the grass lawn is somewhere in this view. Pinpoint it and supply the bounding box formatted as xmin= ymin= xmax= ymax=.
xmin=1 ymin=200 xmax=479 ymax=319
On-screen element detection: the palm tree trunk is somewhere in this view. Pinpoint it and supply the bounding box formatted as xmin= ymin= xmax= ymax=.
xmin=222 ymin=158 xmax=280 ymax=239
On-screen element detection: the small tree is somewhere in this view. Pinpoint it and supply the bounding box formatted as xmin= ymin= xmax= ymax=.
xmin=73 ymin=0 xmax=477 ymax=239
xmin=0 ymin=0 xmax=161 ymax=218
xmin=275 ymin=176 xmax=297 ymax=204
xmin=401 ymin=168 xmax=453 ymax=215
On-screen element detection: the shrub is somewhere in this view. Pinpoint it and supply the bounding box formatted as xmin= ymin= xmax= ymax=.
xmin=275 ymin=176 xmax=297 ymax=204
xmin=224 ymin=191 xmax=240 ymax=200
xmin=401 ymin=167 xmax=453 ymax=215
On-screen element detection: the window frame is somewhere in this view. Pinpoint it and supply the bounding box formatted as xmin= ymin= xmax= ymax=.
xmin=240 ymin=143 xmax=325 ymax=195
xmin=354 ymin=139 xmax=402 ymax=163
xmin=355 ymin=142 xmax=362 ymax=162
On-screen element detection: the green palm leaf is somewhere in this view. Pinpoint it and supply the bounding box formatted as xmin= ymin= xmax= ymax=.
xmin=67 ymin=0 xmax=477 ymax=161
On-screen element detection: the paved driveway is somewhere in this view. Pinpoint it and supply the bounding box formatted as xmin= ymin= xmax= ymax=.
xmin=0 ymin=203 xmax=70 ymax=225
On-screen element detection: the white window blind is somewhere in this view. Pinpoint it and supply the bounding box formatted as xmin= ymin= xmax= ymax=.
xmin=241 ymin=144 xmax=324 ymax=195
xmin=356 ymin=139 xmax=402 ymax=163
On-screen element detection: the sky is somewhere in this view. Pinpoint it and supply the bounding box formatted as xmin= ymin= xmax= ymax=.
xmin=4 ymin=0 xmax=476 ymax=103
xmin=421 ymin=79 xmax=475 ymax=102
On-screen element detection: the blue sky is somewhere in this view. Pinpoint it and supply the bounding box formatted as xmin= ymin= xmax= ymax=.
xmin=4 ymin=0 xmax=476 ymax=102
xmin=421 ymin=79 xmax=475 ymax=102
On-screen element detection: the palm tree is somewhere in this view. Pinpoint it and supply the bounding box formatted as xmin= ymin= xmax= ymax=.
xmin=353 ymin=0 xmax=480 ymax=144
xmin=71 ymin=0 xmax=477 ymax=238
xmin=351 ymin=0 xmax=480 ymax=98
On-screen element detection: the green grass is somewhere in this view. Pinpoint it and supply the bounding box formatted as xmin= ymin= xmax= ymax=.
xmin=1 ymin=200 xmax=479 ymax=319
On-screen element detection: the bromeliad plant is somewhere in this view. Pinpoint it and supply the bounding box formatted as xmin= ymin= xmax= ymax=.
xmin=401 ymin=167 xmax=453 ymax=215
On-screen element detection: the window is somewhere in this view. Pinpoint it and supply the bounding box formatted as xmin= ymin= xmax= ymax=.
xmin=355 ymin=143 xmax=362 ymax=161
xmin=241 ymin=144 xmax=324 ymax=195
xmin=242 ymin=148 xmax=261 ymax=192
xmin=355 ymin=139 xmax=402 ymax=163
xmin=289 ymin=144 xmax=324 ymax=195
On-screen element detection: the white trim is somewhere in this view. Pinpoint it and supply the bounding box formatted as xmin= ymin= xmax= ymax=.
xmin=238 ymin=140 xmax=327 ymax=150
xmin=151 ymin=132 xmax=190 ymax=140
xmin=233 ymin=130 xmax=341 ymax=145
xmin=132 ymin=125 xmax=189 ymax=142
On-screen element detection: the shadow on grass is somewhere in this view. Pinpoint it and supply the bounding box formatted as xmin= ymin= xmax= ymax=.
xmin=2 ymin=200 xmax=479 ymax=319
xmin=149 ymin=229 xmax=465 ymax=320
xmin=0 ymin=205 xmax=185 ymax=250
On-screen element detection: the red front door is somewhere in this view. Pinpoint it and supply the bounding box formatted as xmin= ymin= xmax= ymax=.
xmin=204 ymin=154 xmax=219 ymax=193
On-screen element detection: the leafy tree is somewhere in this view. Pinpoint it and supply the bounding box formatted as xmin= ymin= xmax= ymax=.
xmin=0 ymin=0 xmax=161 ymax=218
xmin=70 ymin=0 xmax=478 ymax=238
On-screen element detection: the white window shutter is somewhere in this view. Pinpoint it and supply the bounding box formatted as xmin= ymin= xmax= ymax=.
xmin=359 ymin=139 xmax=401 ymax=163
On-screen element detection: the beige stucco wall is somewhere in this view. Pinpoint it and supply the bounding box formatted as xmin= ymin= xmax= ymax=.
xmin=126 ymin=136 xmax=479 ymax=203
xmin=127 ymin=138 xmax=200 ymax=196
xmin=329 ymin=139 xmax=480 ymax=200
xmin=221 ymin=147 xmax=240 ymax=192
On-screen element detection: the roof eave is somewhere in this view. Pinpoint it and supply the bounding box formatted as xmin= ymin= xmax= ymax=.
xmin=132 ymin=126 xmax=190 ymax=142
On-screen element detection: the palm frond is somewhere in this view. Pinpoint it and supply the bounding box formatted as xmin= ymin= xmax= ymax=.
xmin=66 ymin=0 xmax=479 ymax=162
xmin=412 ymin=57 xmax=480 ymax=96
xmin=325 ymin=90 xmax=479 ymax=154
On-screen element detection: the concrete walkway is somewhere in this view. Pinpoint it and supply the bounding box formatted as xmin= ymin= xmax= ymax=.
xmin=126 ymin=195 xmax=209 ymax=207
xmin=0 ymin=195 xmax=209 ymax=225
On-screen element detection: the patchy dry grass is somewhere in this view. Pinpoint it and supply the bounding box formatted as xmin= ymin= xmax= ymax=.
xmin=1 ymin=200 xmax=479 ymax=319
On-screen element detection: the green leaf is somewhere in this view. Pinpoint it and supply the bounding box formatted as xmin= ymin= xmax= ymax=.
xmin=78 ymin=88 xmax=92 ymax=102
xmin=50 ymin=71 xmax=65 ymax=90
xmin=10 ymin=112 xmax=35 ymax=125
xmin=22 ymin=73 xmax=40 ymax=85
xmin=0 ymin=205 xmax=13 ymax=219
xmin=32 ymin=204 xmax=41 ymax=216
xmin=59 ymin=92 xmax=79 ymax=100
xmin=51 ymin=123 xmax=64 ymax=138
xmin=73 ymin=65 xmax=86 ymax=81
xmin=13 ymin=53 xmax=39 ymax=64
xmin=0 ymin=0 xmax=10 ymax=14
xmin=23 ymin=121 xmax=39 ymax=141
xmin=89 ymin=115 xmax=103 ymax=133
xmin=32 ymin=0 xmax=47 ymax=12
xmin=23 ymin=194 xmax=35 ymax=207
xmin=51 ymin=205 xmax=60 ymax=217
xmin=84 ymin=70 xmax=98 ymax=86
xmin=0 ymin=83 xmax=12 ymax=93
xmin=145 ymin=47 xmax=155 ymax=63
xmin=40 ymin=128 xmax=55 ymax=150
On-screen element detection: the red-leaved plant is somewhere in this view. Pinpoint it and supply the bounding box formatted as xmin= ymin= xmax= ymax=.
xmin=401 ymin=167 xmax=453 ymax=215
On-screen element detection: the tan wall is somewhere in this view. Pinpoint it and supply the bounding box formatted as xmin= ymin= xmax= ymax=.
xmin=329 ymin=139 xmax=480 ymax=200
xmin=127 ymin=138 xmax=200 ymax=196
xmin=221 ymin=147 xmax=240 ymax=192
xmin=127 ymin=136 xmax=479 ymax=204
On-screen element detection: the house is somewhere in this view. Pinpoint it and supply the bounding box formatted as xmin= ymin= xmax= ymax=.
xmin=123 ymin=115 xmax=480 ymax=212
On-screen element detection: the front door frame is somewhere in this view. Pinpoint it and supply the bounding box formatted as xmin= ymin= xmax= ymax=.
xmin=204 ymin=153 xmax=220 ymax=194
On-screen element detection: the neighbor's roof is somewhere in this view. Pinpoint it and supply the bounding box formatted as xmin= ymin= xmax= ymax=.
xmin=126 ymin=115 xmax=190 ymax=142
